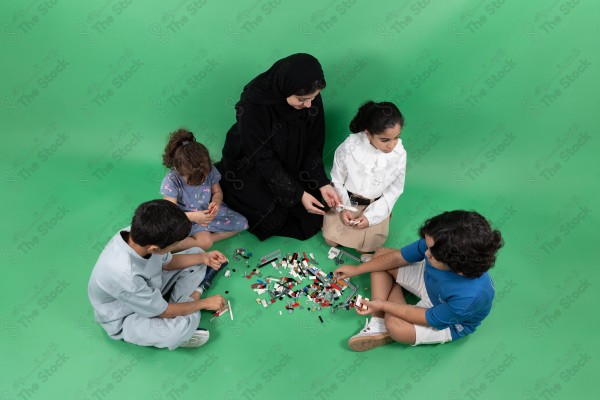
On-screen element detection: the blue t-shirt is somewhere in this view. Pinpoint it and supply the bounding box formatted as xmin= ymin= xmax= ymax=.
xmin=400 ymin=239 xmax=495 ymax=340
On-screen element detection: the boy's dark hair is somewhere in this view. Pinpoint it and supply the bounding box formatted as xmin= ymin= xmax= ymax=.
xmin=419 ymin=210 xmax=504 ymax=278
xmin=349 ymin=101 xmax=404 ymax=134
xmin=162 ymin=128 xmax=211 ymax=185
xmin=130 ymin=200 xmax=191 ymax=249
xmin=294 ymin=79 xmax=327 ymax=96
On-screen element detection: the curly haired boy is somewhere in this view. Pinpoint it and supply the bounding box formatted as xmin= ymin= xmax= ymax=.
xmin=334 ymin=210 xmax=504 ymax=351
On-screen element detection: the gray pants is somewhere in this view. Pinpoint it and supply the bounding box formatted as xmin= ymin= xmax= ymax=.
xmin=116 ymin=248 xmax=207 ymax=350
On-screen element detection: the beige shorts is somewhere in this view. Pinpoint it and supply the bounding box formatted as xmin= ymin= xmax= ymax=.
xmin=396 ymin=260 xmax=453 ymax=345
xmin=321 ymin=205 xmax=389 ymax=253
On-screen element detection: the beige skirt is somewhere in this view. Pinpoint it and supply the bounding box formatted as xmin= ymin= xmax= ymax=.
xmin=321 ymin=205 xmax=389 ymax=253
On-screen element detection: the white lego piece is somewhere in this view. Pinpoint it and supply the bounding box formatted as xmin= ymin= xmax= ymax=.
xmin=328 ymin=247 xmax=341 ymax=259
xmin=356 ymin=295 xmax=369 ymax=311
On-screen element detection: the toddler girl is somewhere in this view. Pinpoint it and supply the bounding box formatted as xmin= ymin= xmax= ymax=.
xmin=161 ymin=128 xmax=248 ymax=289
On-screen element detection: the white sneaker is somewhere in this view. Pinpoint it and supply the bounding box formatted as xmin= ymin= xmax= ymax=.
xmin=348 ymin=318 xmax=393 ymax=352
xmin=179 ymin=329 xmax=210 ymax=348
xmin=360 ymin=253 xmax=373 ymax=263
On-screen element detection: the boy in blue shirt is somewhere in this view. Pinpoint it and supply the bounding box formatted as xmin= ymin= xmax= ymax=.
xmin=334 ymin=210 xmax=503 ymax=351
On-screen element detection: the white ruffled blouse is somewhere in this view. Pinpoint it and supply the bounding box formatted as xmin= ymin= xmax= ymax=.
xmin=330 ymin=131 xmax=407 ymax=226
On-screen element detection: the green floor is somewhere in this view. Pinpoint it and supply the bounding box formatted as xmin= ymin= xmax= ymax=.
xmin=1 ymin=1 xmax=597 ymax=398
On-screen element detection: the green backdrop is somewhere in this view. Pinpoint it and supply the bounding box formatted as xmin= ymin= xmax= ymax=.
xmin=1 ymin=0 xmax=597 ymax=399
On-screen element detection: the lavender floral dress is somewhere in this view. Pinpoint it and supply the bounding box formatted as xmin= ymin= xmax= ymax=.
xmin=160 ymin=166 xmax=248 ymax=235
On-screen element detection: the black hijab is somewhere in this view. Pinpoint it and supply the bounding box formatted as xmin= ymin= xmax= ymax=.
xmin=237 ymin=53 xmax=325 ymax=121
xmin=218 ymin=53 xmax=330 ymax=240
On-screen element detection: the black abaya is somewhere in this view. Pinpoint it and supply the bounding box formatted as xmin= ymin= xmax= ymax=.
xmin=217 ymin=54 xmax=330 ymax=241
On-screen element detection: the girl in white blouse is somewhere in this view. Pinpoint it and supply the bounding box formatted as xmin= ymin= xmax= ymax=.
xmin=322 ymin=101 xmax=406 ymax=259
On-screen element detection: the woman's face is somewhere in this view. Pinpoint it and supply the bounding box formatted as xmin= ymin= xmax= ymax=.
xmin=366 ymin=123 xmax=401 ymax=153
xmin=286 ymin=90 xmax=320 ymax=110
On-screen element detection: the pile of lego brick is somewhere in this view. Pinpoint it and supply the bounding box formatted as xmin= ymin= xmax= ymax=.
xmin=249 ymin=250 xmax=361 ymax=315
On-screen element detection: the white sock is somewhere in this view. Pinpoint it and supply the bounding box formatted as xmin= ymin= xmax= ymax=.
xmin=368 ymin=317 xmax=387 ymax=332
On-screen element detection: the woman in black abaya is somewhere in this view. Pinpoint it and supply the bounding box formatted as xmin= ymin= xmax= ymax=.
xmin=216 ymin=53 xmax=341 ymax=241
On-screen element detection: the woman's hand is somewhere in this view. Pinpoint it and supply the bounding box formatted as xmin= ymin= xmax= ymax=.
xmin=302 ymin=191 xmax=326 ymax=215
xmin=319 ymin=184 xmax=341 ymax=208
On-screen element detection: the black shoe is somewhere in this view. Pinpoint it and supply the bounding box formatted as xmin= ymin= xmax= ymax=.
xmin=199 ymin=261 xmax=228 ymax=292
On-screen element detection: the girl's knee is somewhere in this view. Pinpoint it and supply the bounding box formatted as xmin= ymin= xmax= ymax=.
xmin=194 ymin=234 xmax=213 ymax=250
xmin=202 ymin=239 xmax=214 ymax=250
xmin=324 ymin=238 xmax=338 ymax=247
